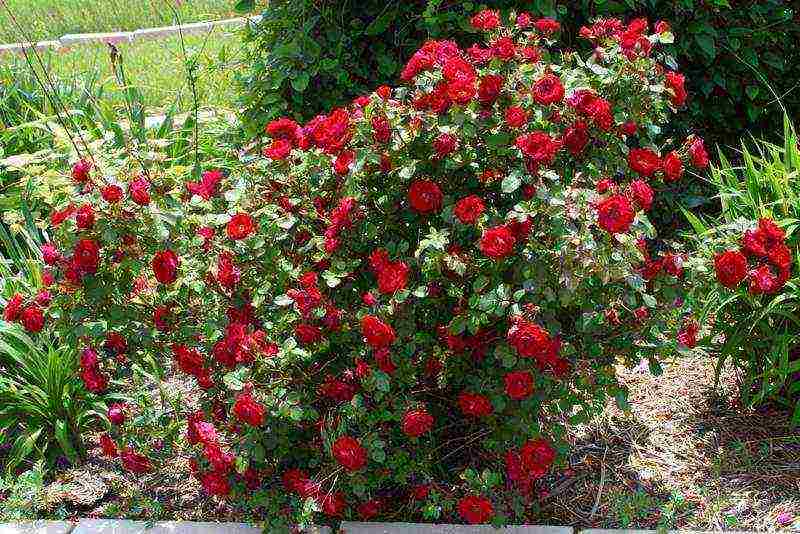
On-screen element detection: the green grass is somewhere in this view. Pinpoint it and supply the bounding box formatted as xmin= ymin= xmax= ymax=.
xmin=2 ymin=28 xmax=242 ymax=114
xmin=0 ymin=0 xmax=234 ymax=44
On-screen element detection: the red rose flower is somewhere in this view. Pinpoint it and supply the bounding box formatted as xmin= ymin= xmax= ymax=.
xmin=628 ymin=179 xmax=654 ymax=211
xmin=375 ymin=259 xmax=410 ymax=295
xmin=358 ymin=499 xmax=382 ymax=520
xmin=478 ymin=74 xmax=504 ymax=105
xmin=504 ymin=370 xmax=535 ymax=400
xmin=532 ymin=74 xmax=564 ymax=105
xmin=457 ymin=495 xmax=494 ymax=524
xmin=479 ymin=226 xmax=516 ymax=260
xmin=295 ymin=323 xmax=323 ymax=345
xmin=217 ymin=252 xmax=241 ymax=289
xmin=361 ymin=315 xmax=396 ymax=348
xmin=75 ymin=204 xmax=95 ymax=230
xmin=372 ymin=115 xmax=391 ymax=144
xmin=331 ymin=435 xmax=367 ymax=471
xmin=491 ymin=36 xmax=516 ymax=61
xmin=408 ymin=180 xmax=443 ymax=213
xmin=665 ymin=71 xmax=687 ymax=107
xmin=233 ymin=390 xmax=266 ymax=427
xmin=714 ymin=250 xmax=747 ymax=289
xmin=596 ymin=194 xmax=635 ymax=234
xmin=401 ymin=408 xmax=434 ymax=437
xmin=320 ymin=492 xmax=347 ymax=517
xmin=519 ymin=438 xmax=556 ymax=479
xmin=227 ymin=212 xmax=256 ymax=240
xmin=505 ymin=106 xmax=528 ymax=128
xmin=454 ymin=195 xmax=485 ymax=224
xmin=507 ymin=319 xmax=552 ymax=360
xmin=128 ymin=177 xmax=151 ymax=206
xmin=101 ymin=185 xmax=123 ymax=203
xmin=677 ymin=319 xmax=699 ymax=348
xmin=266 ymin=117 xmax=302 ymax=146
xmin=688 ymin=137 xmax=709 ymax=168
xmin=108 ymin=403 xmax=126 ymax=425
xmin=535 ymin=18 xmax=561 ymax=34
xmin=662 ymin=151 xmax=684 ymax=182
xmin=458 ymin=391 xmax=493 ymax=418
xmin=471 ymin=9 xmax=500 ymax=31
xmin=73 ymin=238 xmax=100 ymax=274
xmin=152 ymin=249 xmax=179 ymax=284
xmin=3 ymin=293 xmax=24 ymax=322
xmin=333 ymin=150 xmax=355 ymax=176
xmin=120 ymin=448 xmax=152 ymax=473
xmin=71 ymin=158 xmax=92 ymax=183
xmin=515 ymin=131 xmax=559 ymax=165
xmin=99 ymin=434 xmax=118 ymax=457
xmin=21 ymin=306 xmax=44 ymax=333
xmin=265 ymin=138 xmax=292 ymax=161
xmin=628 ymin=148 xmax=662 ymax=177
xmin=433 ymin=133 xmax=458 ymax=158
xmin=562 ymin=121 xmax=589 ymax=155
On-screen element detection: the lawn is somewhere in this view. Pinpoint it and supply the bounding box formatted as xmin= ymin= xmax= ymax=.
xmin=0 ymin=0 xmax=234 ymax=44
xmin=1 ymin=27 xmax=243 ymax=118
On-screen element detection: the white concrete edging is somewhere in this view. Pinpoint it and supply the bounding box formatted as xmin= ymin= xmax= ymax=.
xmin=0 ymin=15 xmax=263 ymax=55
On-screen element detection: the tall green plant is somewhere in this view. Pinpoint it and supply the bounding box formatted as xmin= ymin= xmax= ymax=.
xmin=683 ymin=115 xmax=800 ymax=422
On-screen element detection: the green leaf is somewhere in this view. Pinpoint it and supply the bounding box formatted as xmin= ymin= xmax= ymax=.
xmin=694 ymin=34 xmax=716 ymax=60
xmin=290 ymin=73 xmax=310 ymax=93
xmin=364 ymin=10 xmax=394 ymax=36
xmin=234 ymin=0 xmax=256 ymax=14
xmin=501 ymin=172 xmax=522 ymax=194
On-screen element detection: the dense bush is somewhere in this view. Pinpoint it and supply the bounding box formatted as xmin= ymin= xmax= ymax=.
xmin=16 ymin=12 xmax=708 ymax=528
xmin=683 ymin=117 xmax=799 ymax=422
xmin=238 ymin=0 xmax=799 ymax=146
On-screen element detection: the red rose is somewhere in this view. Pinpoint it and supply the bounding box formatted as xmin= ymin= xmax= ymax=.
xmin=401 ymin=408 xmax=434 ymax=437
xmin=265 ymin=138 xmax=292 ymax=161
xmin=519 ymin=438 xmax=556 ymax=479
xmin=688 ymin=137 xmax=709 ymax=168
xmin=331 ymin=435 xmax=367 ymax=471
xmin=295 ymin=323 xmax=323 ymax=345
xmin=376 ymin=260 xmax=409 ymax=295
xmin=200 ymin=471 xmax=231 ymax=497
xmin=516 ymin=12 xmax=532 ymax=28
xmin=532 ymin=74 xmax=564 ymax=105
xmin=662 ymin=151 xmax=684 ymax=182
xmin=101 ymin=185 xmax=123 ymax=203
xmin=75 ymin=204 xmax=95 ymax=230
xmin=628 ymin=179 xmax=653 ymax=211
xmin=665 ymin=71 xmax=687 ymax=107
xmin=358 ymin=499 xmax=382 ymax=520
xmin=433 ymin=133 xmax=458 ymax=157
xmin=748 ymin=264 xmax=780 ymax=294
xmin=504 ymin=370 xmax=535 ymax=400
xmin=454 ymin=195 xmax=485 ymax=224
xmin=152 ymin=249 xmax=179 ymax=284
xmin=457 ymin=495 xmax=494 ymax=524
xmin=562 ymin=121 xmax=589 ymax=155
xmin=621 ymin=121 xmax=637 ymax=136
xmin=596 ymin=194 xmax=635 ymax=234
xmin=479 ymin=226 xmax=516 ymax=260
xmin=471 ymin=9 xmax=500 ymax=31
xmin=376 ymin=85 xmax=391 ymax=100
xmin=477 ymin=74 xmax=504 ymax=105
xmin=128 ymin=177 xmax=151 ymax=206
xmin=372 ymin=115 xmax=391 ymax=144
xmin=99 ymin=434 xmax=118 ymax=457
xmin=361 ymin=315 xmax=396 ymax=348
xmin=107 ymin=403 xmax=126 ymax=425
xmin=120 ymin=448 xmax=152 ymax=473
xmin=233 ymin=390 xmax=266 ymax=427
xmin=628 ymin=148 xmax=662 ymax=177
xmin=505 ymin=106 xmax=528 ymax=128
xmin=491 ymin=36 xmax=516 ymax=61
xmin=217 ymin=252 xmax=241 ymax=289
xmin=73 ymin=238 xmax=100 ymax=274
xmin=266 ymin=117 xmax=302 ymax=146
xmin=21 ymin=306 xmax=44 ymax=333
xmin=320 ymin=492 xmax=347 ymax=517
xmin=677 ymin=319 xmax=699 ymax=348
xmin=408 ymin=180 xmax=443 ymax=213
xmin=333 ymin=150 xmax=355 ymax=176
xmin=227 ymin=212 xmax=256 ymax=240
xmin=458 ymin=391 xmax=493 ymax=417
xmin=515 ymin=131 xmax=559 ymax=165
xmin=507 ymin=319 xmax=552 ymax=360
xmin=71 ymin=158 xmax=92 ymax=183
xmin=535 ymin=18 xmax=560 ymax=34
xmin=714 ymin=250 xmax=747 ymax=289
xmin=3 ymin=293 xmax=24 ymax=322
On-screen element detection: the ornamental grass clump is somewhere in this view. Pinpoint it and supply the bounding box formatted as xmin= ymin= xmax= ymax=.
xmin=13 ymin=10 xmax=709 ymax=528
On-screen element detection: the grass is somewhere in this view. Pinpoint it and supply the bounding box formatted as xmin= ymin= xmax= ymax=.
xmin=0 ymin=0 xmax=234 ymax=44
xmin=1 ymin=27 xmax=242 ymax=117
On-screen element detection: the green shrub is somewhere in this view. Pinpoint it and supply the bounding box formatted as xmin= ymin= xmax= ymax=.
xmin=683 ymin=115 xmax=800 ymax=423
xmin=237 ymin=0 xmax=799 ymax=146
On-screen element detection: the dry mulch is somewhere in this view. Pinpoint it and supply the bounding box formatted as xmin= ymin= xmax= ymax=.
xmin=42 ymin=356 xmax=800 ymax=530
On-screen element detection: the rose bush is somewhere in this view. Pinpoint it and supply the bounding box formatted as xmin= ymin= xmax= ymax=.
xmin=12 ymin=11 xmax=709 ymax=528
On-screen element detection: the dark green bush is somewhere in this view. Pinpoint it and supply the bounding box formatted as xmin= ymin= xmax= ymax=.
xmin=237 ymin=0 xmax=799 ymax=145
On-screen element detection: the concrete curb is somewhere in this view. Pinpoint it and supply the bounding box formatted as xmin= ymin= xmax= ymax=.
xmin=340 ymin=523 xmax=571 ymax=533
xmin=0 ymin=15 xmax=263 ymax=55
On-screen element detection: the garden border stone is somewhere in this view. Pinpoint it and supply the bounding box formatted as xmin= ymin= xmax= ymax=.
xmin=59 ymin=32 xmax=134 ymax=46
xmin=70 ymin=520 xmax=330 ymax=534
xmin=0 ymin=522 xmax=75 ymax=534
xmin=0 ymin=40 xmax=61 ymax=55
xmin=340 ymin=524 xmax=573 ymax=533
